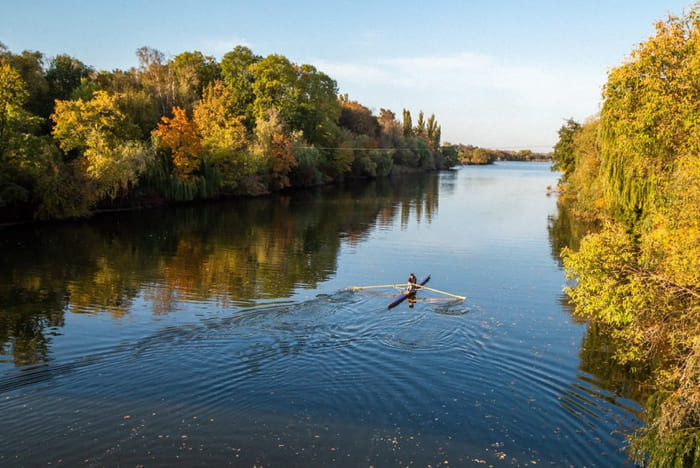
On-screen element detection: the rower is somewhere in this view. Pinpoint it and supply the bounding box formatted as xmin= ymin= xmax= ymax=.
xmin=407 ymin=273 xmax=417 ymax=292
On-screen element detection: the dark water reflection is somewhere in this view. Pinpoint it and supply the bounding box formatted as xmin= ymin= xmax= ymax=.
xmin=0 ymin=164 xmax=646 ymax=466
xmin=0 ymin=175 xmax=439 ymax=366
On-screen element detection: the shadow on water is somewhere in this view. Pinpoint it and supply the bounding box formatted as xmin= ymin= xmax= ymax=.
xmin=547 ymin=197 xmax=649 ymax=421
xmin=0 ymin=174 xmax=439 ymax=367
xmin=546 ymin=197 xmax=600 ymax=267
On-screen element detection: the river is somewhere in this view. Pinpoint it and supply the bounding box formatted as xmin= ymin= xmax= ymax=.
xmin=0 ymin=162 xmax=643 ymax=466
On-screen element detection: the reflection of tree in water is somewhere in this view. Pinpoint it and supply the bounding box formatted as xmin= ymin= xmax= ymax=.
xmin=549 ymin=201 xmax=648 ymax=410
xmin=0 ymin=289 xmax=64 ymax=367
xmin=0 ymin=172 xmax=439 ymax=366
xmin=547 ymin=197 xmax=598 ymax=267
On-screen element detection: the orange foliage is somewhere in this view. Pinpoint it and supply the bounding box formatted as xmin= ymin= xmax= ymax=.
xmin=271 ymin=132 xmax=296 ymax=176
xmin=153 ymin=107 xmax=204 ymax=178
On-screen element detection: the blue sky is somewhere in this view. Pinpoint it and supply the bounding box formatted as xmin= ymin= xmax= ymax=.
xmin=1 ymin=1 xmax=694 ymax=150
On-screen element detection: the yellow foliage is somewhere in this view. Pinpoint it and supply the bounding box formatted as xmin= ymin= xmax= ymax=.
xmin=51 ymin=91 xmax=150 ymax=199
xmin=562 ymin=8 xmax=700 ymax=464
xmin=192 ymin=81 xmax=252 ymax=188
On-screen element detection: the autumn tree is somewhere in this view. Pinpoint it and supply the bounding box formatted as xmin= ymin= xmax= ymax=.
xmin=170 ymin=51 xmax=220 ymax=113
xmin=426 ymin=113 xmax=440 ymax=150
xmin=402 ymin=109 xmax=413 ymax=137
xmin=252 ymin=108 xmax=297 ymax=190
xmin=52 ymin=90 xmax=152 ymax=200
xmin=0 ymin=46 xmax=50 ymax=122
xmin=193 ymin=81 xmax=250 ymax=189
xmin=338 ymin=96 xmax=379 ymax=138
xmin=559 ymin=8 xmax=700 ymax=466
xmin=414 ymin=110 xmax=426 ymax=138
xmin=136 ymin=47 xmax=173 ymax=117
xmin=0 ymin=62 xmax=43 ymax=206
xmin=600 ymin=9 xmax=700 ymax=227
xmin=153 ymin=106 xmax=204 ymax=179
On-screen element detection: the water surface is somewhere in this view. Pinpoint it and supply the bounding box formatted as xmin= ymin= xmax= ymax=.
xmin=0 ymin=162 xmax=642 ymax=466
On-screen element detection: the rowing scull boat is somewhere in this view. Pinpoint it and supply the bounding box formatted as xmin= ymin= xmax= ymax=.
xmin=387 ymin=275 xmax=431 ymax=309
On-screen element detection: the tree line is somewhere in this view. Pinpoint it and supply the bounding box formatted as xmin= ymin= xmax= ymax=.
xmin=0 ymin=44 xmax=457 ymax=222
xmin=453 ymin=144 xmax=550 ymax=165
xmin=551 ymin=6 xmax=700 ymax=466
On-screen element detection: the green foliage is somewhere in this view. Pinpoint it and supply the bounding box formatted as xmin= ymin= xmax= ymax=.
xmin=558 ymin=6 xmax=700 ymax=465
xmin=250 ymin=56 xmax=340 ymax=148
xmin=33 ymin=157 xmax=95 ymax=219
xmin=143 ymin=153 xmax=221 ymax=202
xmin=0 ymin=42 xmax=453 ymax=221
xmin=455 ymin=145 xmax=549 ymax=165
xmin=414 ymin=137 xmax=434 ymax=169
xmin=220 ymin=46 xmax=260 ymax=128
xmin=402 ymin=109 xmax=413 ymax=137
xmin=289 ymin=145 xmax=325 ymax=187
xmin=440 ymin=145 xmax=460 ymax=167
xmin=45 ymin=54 xmax=92 ymax=103
xmin=294 ymin=64 xmax=341 ymax=147
xmin=249 ymin=54 xmax=297 ymax=124
xmin=557 ymin=118 xmax=608 ymax=220
xmin=370 ymin=149 xmax=394 ymax=177
xmin=551 ymin=118 xmax=582 ymax=180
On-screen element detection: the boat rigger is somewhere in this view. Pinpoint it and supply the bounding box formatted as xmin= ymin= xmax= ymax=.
xmin=351 ymin=275 xmax=465 ymax=309
xmin=387 ymin=275 xmax=431 ymax=309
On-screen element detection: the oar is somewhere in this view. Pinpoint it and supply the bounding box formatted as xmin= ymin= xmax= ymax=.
xmin=414 ymin=284 xmax=466 ymax=300
xmin=352 ymin=283 xmax=409 ymax=290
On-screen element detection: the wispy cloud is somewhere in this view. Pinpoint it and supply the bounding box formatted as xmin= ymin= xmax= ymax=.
xmin=320 ymin=52 xmax=602 ymax=105
xmin=315 ymin=51 xmax=605 ymax=149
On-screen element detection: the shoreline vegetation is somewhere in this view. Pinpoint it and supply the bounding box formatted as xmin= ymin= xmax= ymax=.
xmin=551 ymin=5 xmax=700 ymax=467
xmin=0 ymin=42 xmax=549 ymax=226
xmin=1 ymin=44 xmax=461 ymax=225
xmin=455 ymin=144 xmax=551 ymax=165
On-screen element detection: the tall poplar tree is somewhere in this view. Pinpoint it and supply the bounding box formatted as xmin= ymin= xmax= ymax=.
xmin=402 ymin=109 xmax=412 ymax=137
